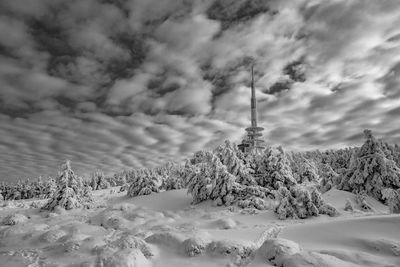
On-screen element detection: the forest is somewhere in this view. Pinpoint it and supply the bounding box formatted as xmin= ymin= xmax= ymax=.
xmin=1 ymin=129 xmax=400 ymax=218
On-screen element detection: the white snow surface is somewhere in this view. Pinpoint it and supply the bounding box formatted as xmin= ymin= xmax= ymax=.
xmin=0 ymin=187 xmax=399 ymax=267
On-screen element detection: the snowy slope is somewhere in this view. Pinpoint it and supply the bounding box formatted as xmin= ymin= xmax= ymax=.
xmin=0 ymin=187 xmax=398 ymax=267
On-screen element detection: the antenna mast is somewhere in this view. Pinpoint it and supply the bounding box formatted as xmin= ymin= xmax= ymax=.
xmin=238 ymin=64 xmax=265 ymax=154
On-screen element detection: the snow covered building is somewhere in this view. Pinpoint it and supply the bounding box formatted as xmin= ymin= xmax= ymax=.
xmin=238 ymin=66 xmax=266 ymax=154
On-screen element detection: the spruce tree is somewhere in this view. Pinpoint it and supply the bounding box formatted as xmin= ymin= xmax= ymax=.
xmin=258 ymin=147 xmax=296 ymax=190
xmin=43 ymin=160 xmax=93 ymax=210
xmin=338 ymin=130 xmax=400 ymax=201
xmin=215 ymin=140 xmax=256 ymax=186
xmin=127 ymin=169 xmax=160 ymax=197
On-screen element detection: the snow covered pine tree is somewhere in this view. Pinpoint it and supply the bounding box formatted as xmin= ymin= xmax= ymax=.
xmin=43 ymin=160 xmax=93 ymax=210
xmin=338 ymin=129 xmax=400 ymax=201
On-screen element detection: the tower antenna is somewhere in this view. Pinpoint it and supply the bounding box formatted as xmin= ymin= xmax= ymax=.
xmin=238 ymin=63 xmax=265 ymax=154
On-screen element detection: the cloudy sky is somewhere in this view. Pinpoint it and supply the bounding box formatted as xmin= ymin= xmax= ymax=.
xmin=1 ymin=0 xmax=400 ymax=182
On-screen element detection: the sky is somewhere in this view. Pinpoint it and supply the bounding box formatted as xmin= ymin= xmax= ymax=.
xmin=1 ymin=0 xmax=400 ymax=182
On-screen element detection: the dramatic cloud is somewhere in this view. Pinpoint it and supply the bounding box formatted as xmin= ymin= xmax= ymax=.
xmin=1 ymin=0 xmax=400 ymax=181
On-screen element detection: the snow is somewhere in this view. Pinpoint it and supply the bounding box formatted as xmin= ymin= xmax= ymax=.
xmin=0 ymin=187 xmax=399 ymax=266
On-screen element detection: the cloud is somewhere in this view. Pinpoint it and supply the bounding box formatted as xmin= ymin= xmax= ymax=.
xmin=1 ymin=0 xmax=400 ymax=181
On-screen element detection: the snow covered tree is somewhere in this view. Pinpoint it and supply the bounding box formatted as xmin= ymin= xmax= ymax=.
xmin=42 ymin=160 xmax=93 ymax=211
xmin=274 ymin=187 xmax=297 ymax=219
xmin=186 ymin=152 xmax=216 ymax=204
xmin=258 ymin=147 xmax=296 ymax=190
xmin=274 ymin=186 xmax=338 ymax=220
xmin=187 ymin=150 xmax=238 ymax=205
xmin=43 ymin=178 xmax=57 ymax=199
xmin=91 ymin=171 xmax=110 ymax=190
xmin=214 ymin=140 xmax=256 ymax=186
xmin=381 ymin=188 xmax=400 ymax=213
xmin=118 ymin=174 xmax=128 ymax=192
xmin=338 ymin=130 xmax=400 ymax=201
xmin=127 ymin=169 xmax=160 ymax=197
xmin=318 ymin=163 xmax=340 ymax=193
xmin=289 ymin=153 xmax=320 ymax=184
xmin=210 ymin=164 xmax=236 ymax=206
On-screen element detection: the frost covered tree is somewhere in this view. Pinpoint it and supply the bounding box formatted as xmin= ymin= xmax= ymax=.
xmin=187 ymin=151 xmax=217 ymax=204
xmin=43 ymin=178 xmax=57 ymax=199
xmin=338 ymin=130 xmax=400 ymax=201
xmin=118 ymin=174 xmax=128 ymax=192
xmin=258 ymin=147 xmax=296 ymax=190
xmin=187 ymin=150 xmax=238 ymax=205
xmin=214 ymin=140 xmax=256 ymax=186
xmin=42 ymin=160 xmax=93 ymax=210
xmin=381 ymin=188 xmax=400 ymax=213
xmin=91 ymin=171 xmax=110 ymax=190
xmin=274 ymin=186 xmax=338 ymax=220
xmin=127 ymin=169 xmax=160 ymax=197
xmin=318 ymin=163 xmax=340 ymax=193
xmin=289 ymin=153 xmax=320 ymax=184
xmin=186 ymin=149 xmax=272 ymax=208
xmin=210 ymin=164 xmax=236 ymax=206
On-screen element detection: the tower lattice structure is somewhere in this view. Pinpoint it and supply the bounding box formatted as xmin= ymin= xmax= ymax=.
xmin=238 ymin=65 xmax=265 ymax=154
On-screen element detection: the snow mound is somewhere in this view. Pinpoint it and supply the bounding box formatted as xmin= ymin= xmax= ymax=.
xmin=102 ymin=214 xmax=130 ymax=230
xmin=2 ymin=213 xmax=28 ymax=225
xmin=215 ymin=218 xmax=237 ymax=229
xmin=97 ymin=248 xmax=152 ymax=267
xmin=182 ymin=236 xmax=210 ymax=257
xmin=259 ymin=238 xmax=301 ymax=266
xmin=40 ymin=229 xmax=67 ymax=243
xmin=111 ymin=234 xmax=154 ymax=258
xmin=283 ymin=251 xmax=358 ymax=267
xmin=207 ymin=239 xmax=256 ymax=261
xmin=112 ymin=203 xmax=137 ymax=212
xmin=145 ymin=231 xmax=186 ymax=247
xmin=358 ymin=238 xmax=400 ymax=256
xmin=0 ymin=249 xmax=43 ymax=267
xmin=254 ymin=225 xmax=284 ymax=248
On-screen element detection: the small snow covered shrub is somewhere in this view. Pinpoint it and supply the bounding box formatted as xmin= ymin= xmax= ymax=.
xmin=96 ymin=249 xmax=152 ymax=267
xmin=40 ymin=229 xmax=67 ymax=243
xmin=344 ymin=198 xmax=354 ymax=211
xmin=2 ymin=213 xmax=28 ymax=225
xmin=355 ymin=192 xmax=375 ymax=212
xmin=42 ymin=160 xmax=93 ymax=211
xmin=260 ymin=238 xmax=301 ymax=267
xmin=127 ymin=169 xmax=160 ymax=197
xmin=112 ymin=234 xmax=154 ymax=258
xmin=237 ymin=196 xmax=268 ymax=210
xmin=207 ymin=240 xmax=256 ymax=263
xmin=274 ymin=186 xmax=338 ymax=220
xmin=216 ymin=218 xmax=237 ymax=229
xmin=182 ymin=237 xmax=209 ymax=257
xmin=382 ymin=188 xmax=400 ymax=213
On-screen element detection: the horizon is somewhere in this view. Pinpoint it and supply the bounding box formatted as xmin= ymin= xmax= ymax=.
xmin=1 ymin=0 xmax=400 ymax=182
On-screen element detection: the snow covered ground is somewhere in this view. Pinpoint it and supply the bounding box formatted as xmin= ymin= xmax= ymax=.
xmin=0 ymin=187 xmax=399 ymax=267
